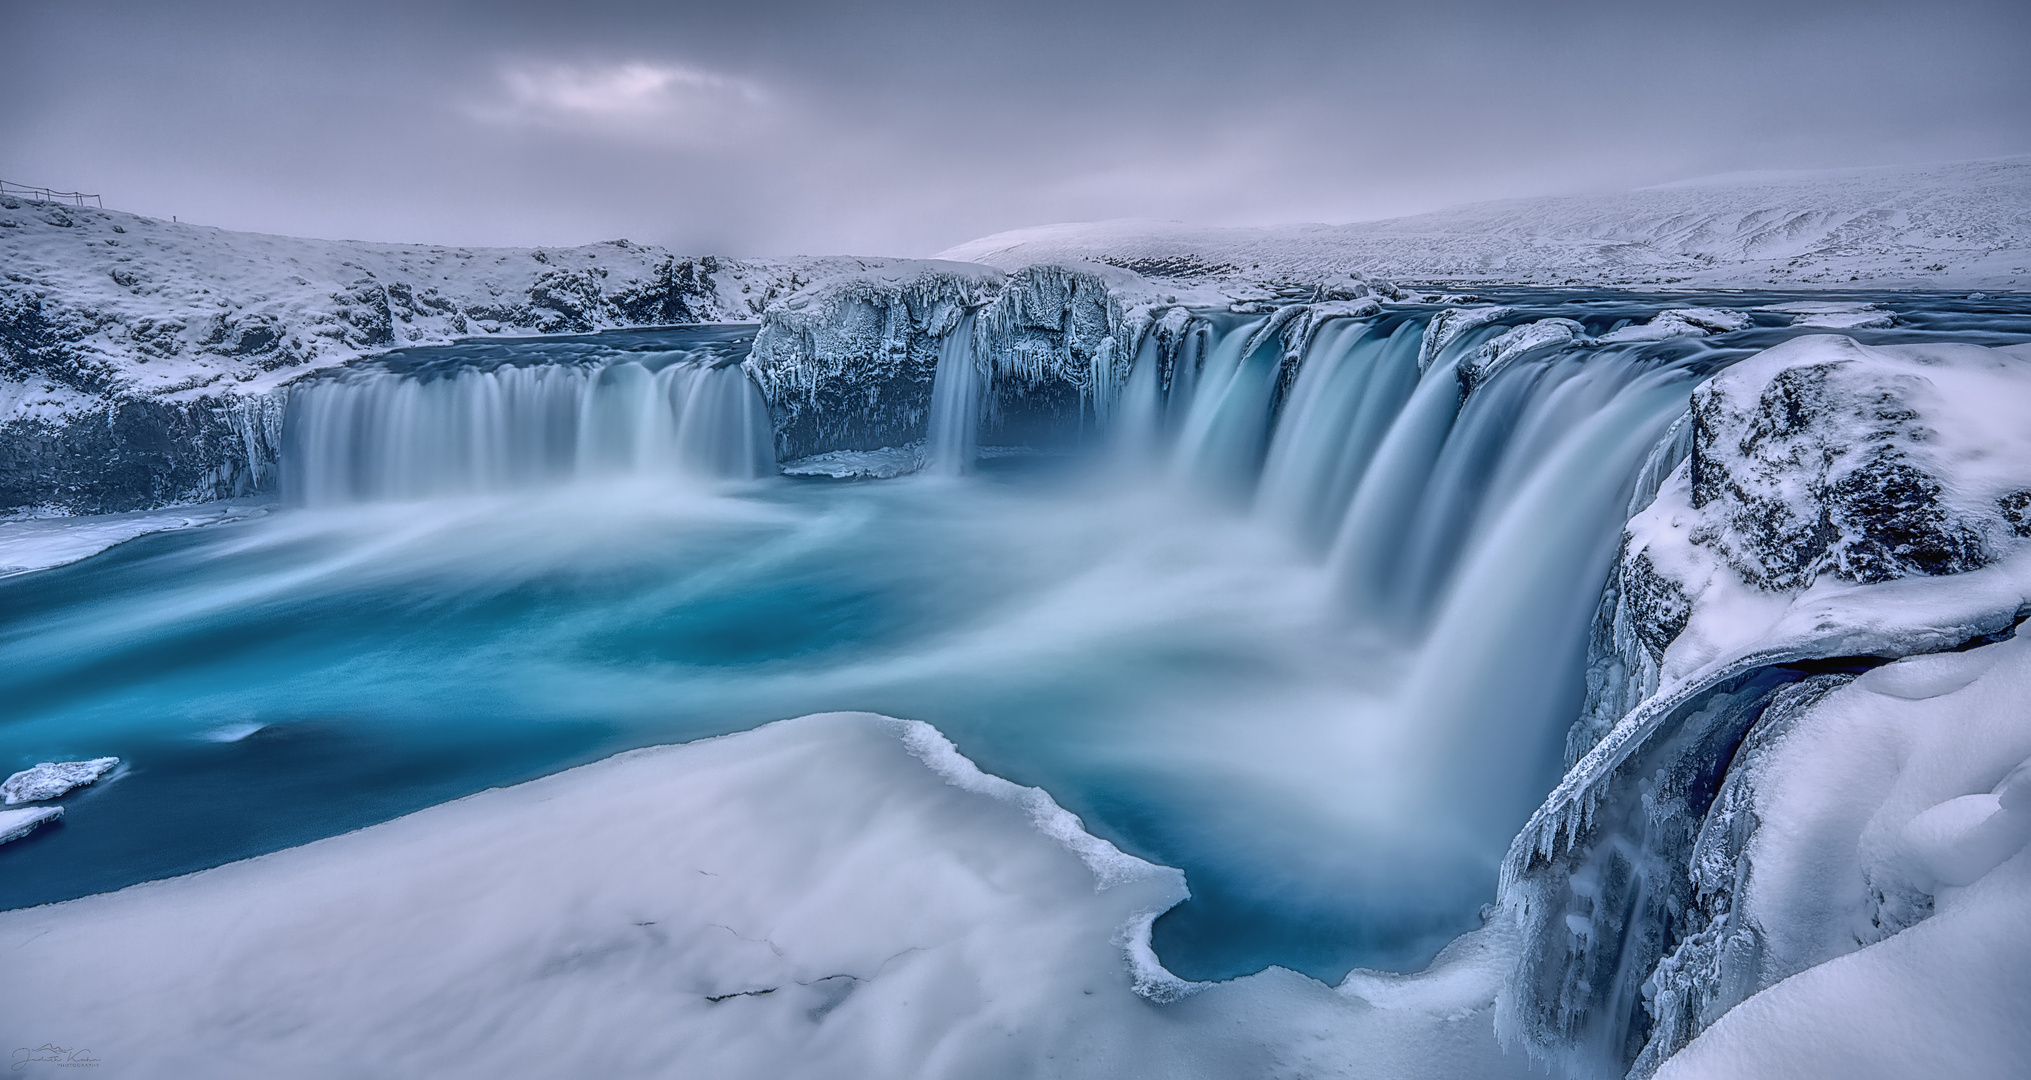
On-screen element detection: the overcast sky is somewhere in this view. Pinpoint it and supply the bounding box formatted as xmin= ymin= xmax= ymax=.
xmin=4 ymin=0 xmax=2027 ymax=256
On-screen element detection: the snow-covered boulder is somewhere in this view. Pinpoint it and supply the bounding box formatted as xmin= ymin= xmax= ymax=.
xmin=1457 ymin=318 xmax=1589 ymax=394
xmin=2 ymin=757 xmax=120 ymax=804
xmin=1757 ymin=301 xmax=1896 ymax=330
xmin=1682 ymin=336 xmax=2028 ymax=593
xmin=1599 ymin=308 xmax=1753 ymax=343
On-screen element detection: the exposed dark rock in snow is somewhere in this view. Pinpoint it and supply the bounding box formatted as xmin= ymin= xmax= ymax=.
xmin=1684 ymin=336 xmax=2015 ymax=593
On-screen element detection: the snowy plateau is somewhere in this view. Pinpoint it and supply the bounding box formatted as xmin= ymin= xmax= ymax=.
xmin=2 ymin=157 xmax=2030 ymax=1080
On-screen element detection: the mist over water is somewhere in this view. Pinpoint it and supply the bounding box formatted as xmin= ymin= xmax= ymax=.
xmin=8 ymin=295 xmax=2027 ymax=984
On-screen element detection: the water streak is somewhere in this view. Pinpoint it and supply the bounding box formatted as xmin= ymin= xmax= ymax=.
xmin=281 ymin=353 xmax=774 ymax=505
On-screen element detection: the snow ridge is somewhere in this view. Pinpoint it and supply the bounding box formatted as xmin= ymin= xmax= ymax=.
xmin=940 ymin=158 xmax=2031 ymax=291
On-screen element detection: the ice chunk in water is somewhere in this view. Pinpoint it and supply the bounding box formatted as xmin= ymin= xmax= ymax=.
xmin=2 ymin=758 xmax=119 ymax=804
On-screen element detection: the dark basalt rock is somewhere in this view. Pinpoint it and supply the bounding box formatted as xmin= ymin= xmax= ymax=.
xmin=0 ymin=395 xmax=281 ymax=514
xmin=1824 ymin=452 xmax=1987 ymax=582
xmin=1998 ymin=490 xmax=2031 ymax=537
xmin=1621 ymin=548 xmax=1693 ymax=663
xmin=1686 ymin=341 xmax=1996 ymax=592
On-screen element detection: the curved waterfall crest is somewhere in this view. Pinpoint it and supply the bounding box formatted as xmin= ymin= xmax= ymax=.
xmin=281 ymin=346 xmax=776 ymax=505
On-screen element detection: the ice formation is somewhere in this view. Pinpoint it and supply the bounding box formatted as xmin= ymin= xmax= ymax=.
xmin=2 ymin=758 xmax=120 ymax=804
xmin=745 ymin=261 xmax=1143 ymax=462
xmin=0 ymin=805 xmax=63 ymax=846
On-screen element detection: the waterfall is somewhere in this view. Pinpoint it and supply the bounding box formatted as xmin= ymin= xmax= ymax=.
xmin=923 ymin=313 xmax=982 ymax=475
xmin=280 ymin=351 xmax=775 ymax=506
xmin=1106 ymin=305 xmax=1721 ymax=974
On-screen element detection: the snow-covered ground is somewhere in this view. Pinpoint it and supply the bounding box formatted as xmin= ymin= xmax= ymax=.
xmin=1656 ymin=635 xmax=2031 ymax=1080
xmin=0 ymin=501 xmax=265 ymax=576
xmin=0 ymin=713 xmax=1528 ymax=1080
xmin=941 ymin=157 xmax=2031 ymax=292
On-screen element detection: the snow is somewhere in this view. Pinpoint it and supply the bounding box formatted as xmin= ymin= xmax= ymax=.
xmin=1756 ymin=301 xmax=1896 ymax=329
xmin=0 ymin=806 xmax=62 ymax=846
xmin=1627 ymin=336 xmax=2031 ymax=677
xmin=0 ymin=712 xmax=1533 ymax=1079
xmin=0 ymin=199 xmax=880 ymax=418
xmin=1652 ymin=630 xmax=2031 ymax=1080
xmin=939 ymin=157 xmax=2031 ymax=291
xmin=1598 ymin=308 xmax=1754 ymax=343
xmin=1 ymin=758 xmax=120 ymax=804
xmin=0 ymin=501 xmax=266 ymax=576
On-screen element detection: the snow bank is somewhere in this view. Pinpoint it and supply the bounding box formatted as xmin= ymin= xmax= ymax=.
xmin=939 ymin=157 xmax=2031 ymax=291
xmin=1654 ymin=633 xmax=2031 ymax=1080
xmin=0 ymin=712 xmax=1532 ymax=1079
xmin=0 ymin=501 xmax=265 ymax=576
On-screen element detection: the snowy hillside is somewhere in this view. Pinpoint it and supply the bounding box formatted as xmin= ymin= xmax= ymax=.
xmin=0 ymin=202 xmax=889 ymax=513
xmin=941 ymin=158 xmax=2031 ymax=292
xmin=0 ymin=200 xmax=877 ymax=414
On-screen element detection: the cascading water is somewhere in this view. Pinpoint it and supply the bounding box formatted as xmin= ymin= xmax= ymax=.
xmin=922 ymin=314 xmax=982 ymax=475
xmin=1101 ymin=305 xmax=1735 ymax=978
xmin=281 ymin=349 xmax=775 ymax=505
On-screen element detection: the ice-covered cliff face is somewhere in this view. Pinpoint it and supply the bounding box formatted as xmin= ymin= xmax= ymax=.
xmin=1498 ymin=334 xmax=2031 ymax=1078
xmin=940 ymin=157 xmax=2031 ymax=293
xmin=745 ymin=261 xmax=1151 ymax=461
xmin=0 ymin=200 xmax=870 ymax=513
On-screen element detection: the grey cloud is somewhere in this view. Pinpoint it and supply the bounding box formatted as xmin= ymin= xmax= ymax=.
xmin=3 ymin=0 xmax=2026 ymax=256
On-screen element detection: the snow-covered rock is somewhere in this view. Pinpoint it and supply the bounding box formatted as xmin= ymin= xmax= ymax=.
xmin=1677 ymin=336 xmax=2030 ymax=597
xmin=1496 ymin=333 xmax=2031 ymax=1077
xmin=0 ymin=805 xmax=62 ymax=845
xmin=743 ymin=261 xmax=1003 ymax=459
xmin=1457 ymin=318 xmax=1589 ymax=394
xmin=940 ymin=157 xmax=2031 ymax=291
xmin=2 ymin=757 xmax=120 ymax=804
xmin=1598 ymin=308 xmax=1753 ymax=343
xmin=0 ymin=201 xmax=873 ymax=514
xmin=1756 ymin=301 xmax=1896 ymax=330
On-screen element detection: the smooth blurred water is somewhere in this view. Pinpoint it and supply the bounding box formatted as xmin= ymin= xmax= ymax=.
xmin=5 ymin=293 xmax=2029 ymax=986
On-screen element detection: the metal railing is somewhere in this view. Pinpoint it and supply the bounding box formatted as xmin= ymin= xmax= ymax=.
xmin=0 ymin=180 xmax=103 ymax=208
